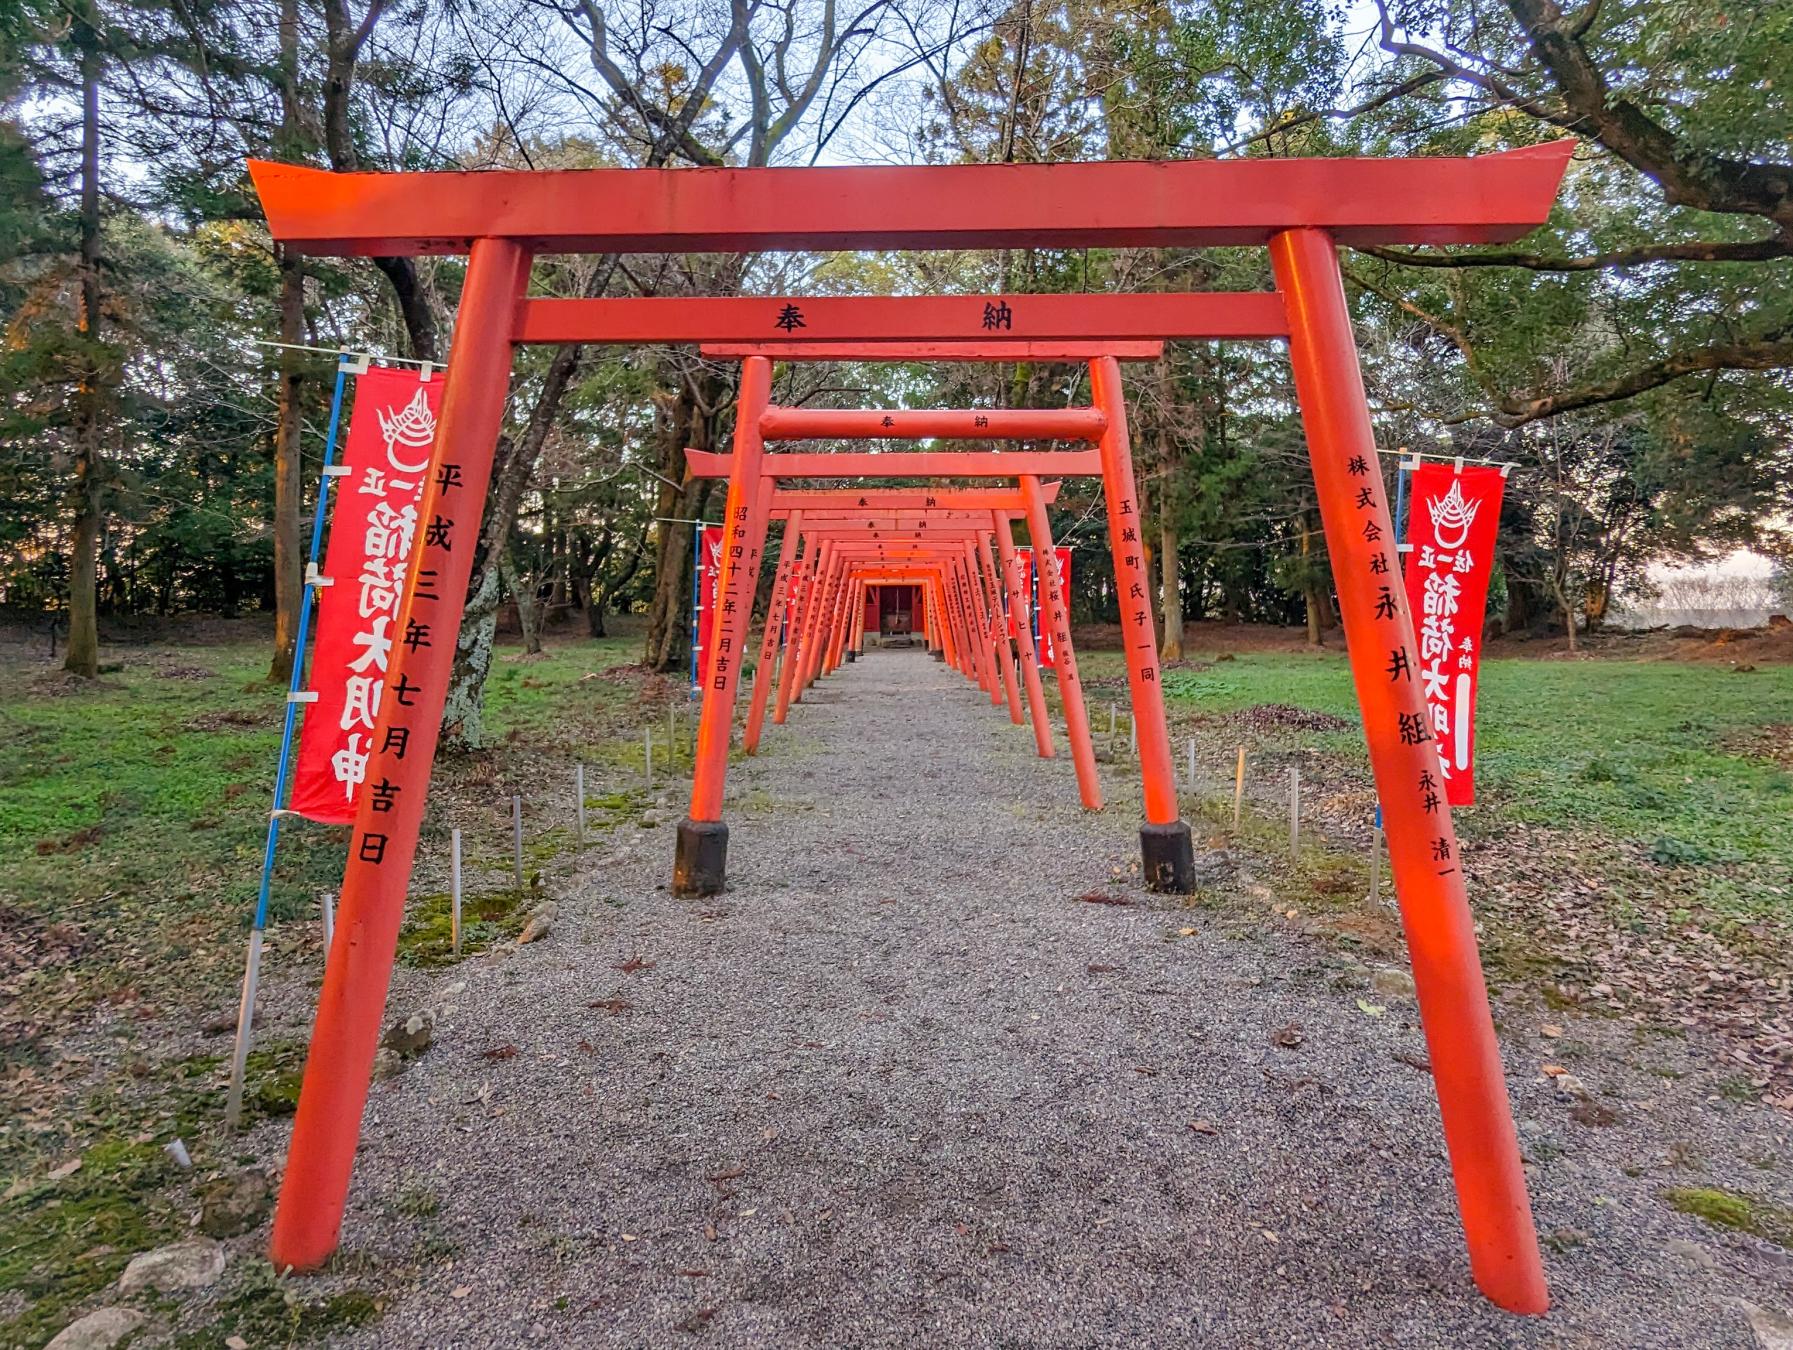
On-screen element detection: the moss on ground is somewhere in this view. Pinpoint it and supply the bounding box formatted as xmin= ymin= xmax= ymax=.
xmin=168 ymin=1266 xmax=384 ymax=1349
xmin=1662 ymin=1186 xmax=1793 ymax=1249
xmin=397 ymin=887 xmax=529 ymax=968
xmin=0 ymin=1138 xmax=181 ymax=1347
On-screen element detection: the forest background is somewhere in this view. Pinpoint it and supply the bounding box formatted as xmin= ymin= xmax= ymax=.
xmin=3 ymin=0 xmax=1790 ymax=750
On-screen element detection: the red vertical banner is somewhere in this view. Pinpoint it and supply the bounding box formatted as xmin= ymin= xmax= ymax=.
xmin=694 ymin=522 xmax=725 ymax=674
xmin=1006 ymin=551 xmax=1033 ymax=639
xmin=1034 ymin=546 xmax=1072 ymax=667
xmin=1401 ymin=464 xmax=1506 ymax=806
xmin=290 ymin=367 xmax=443 ymax=824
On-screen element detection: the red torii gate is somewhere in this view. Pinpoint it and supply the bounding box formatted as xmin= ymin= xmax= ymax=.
xmin=248 ymin=145 xmax=1570 ymax=1314
xmin=743 ymin=503 xmax=1052 ymax=746
xmin=722 ymin=480 xmax=1079 ymax=778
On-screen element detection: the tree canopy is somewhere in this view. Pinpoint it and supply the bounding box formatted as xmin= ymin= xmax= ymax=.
xmin=3 ymin=0 xmax=1787 ymax=695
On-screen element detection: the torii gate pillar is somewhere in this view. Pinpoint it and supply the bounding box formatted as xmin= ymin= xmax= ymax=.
xmin=673 ymin=357 xmax=773 ymax=897
xmin=1272 ymin=227 xmax=1546 ymax=1314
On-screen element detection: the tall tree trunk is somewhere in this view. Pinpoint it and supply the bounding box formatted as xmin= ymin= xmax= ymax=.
xmin=1549 ymin=570 xmax=1579 ymax=653
xmin=318 ymin=0 xmax=438 ymax=361
xmin=65 ymin=10 xmax=102 ymax=679
xmin=439 ymin=344 xmax=583 ymax=751
xmin=267 ymin=0 xmax=305 ymax=682
xmin=267 ymin=246 xmax=305 ymax=681
xmin=1159 ymin=520 xmax=1183 ymax=662
xmin=576 ymin=578 xmax=607 ymax=637
xmin=505 ymin=553 xmax=542 ymax=655
xmin=1300 ymin=515 xmax=1323 ymax=649
xmin=643 ymin=360 xmax=728 ymax=671
xmin=441 ymin=565 xmax=501 ymax=748
xmin=644 ymin=482 xmax=700 ymax=669
xmin=1154 ymin=359 xmax=1183 ymax=663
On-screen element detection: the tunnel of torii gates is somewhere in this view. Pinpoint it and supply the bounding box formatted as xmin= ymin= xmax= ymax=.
xmin=247 ymin=143 xmax=1573 ymax=1314
xmin=727 ymin=482 xmax=1076 ymax=771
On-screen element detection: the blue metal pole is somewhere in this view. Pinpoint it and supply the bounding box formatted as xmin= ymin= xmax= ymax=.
xmin=226 ymin=356 xmax=352 ymax=1128
xmin=252 ymin=358 xmax=351 ymax=928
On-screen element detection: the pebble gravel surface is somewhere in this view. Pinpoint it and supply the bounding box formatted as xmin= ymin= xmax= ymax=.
xmin=315 ymin=648 xmax=1793 ymax=1348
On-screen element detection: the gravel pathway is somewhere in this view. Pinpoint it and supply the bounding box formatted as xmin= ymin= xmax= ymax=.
xmin=316 ymin=647 xmax=1793 ymax=1348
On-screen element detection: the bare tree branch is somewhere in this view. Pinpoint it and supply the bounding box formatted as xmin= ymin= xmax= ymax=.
xmin=1490 ymin=325 xmax=1793 ymax=425
xmin=1354 ymin=235 xmax=1791 ymax=271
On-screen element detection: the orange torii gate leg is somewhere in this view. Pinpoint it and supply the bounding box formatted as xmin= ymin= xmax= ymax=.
xmin=795 ymin=542 xmax=833 ymax=701
xmin=965 ymin=552 xmax=994 ymax=695
xmin=1272 ymin=227 xmax=1547 ymax=1314
xmin=964 ymin=545 xmax=999 ymax=706
xmin=940 ymin=564 xmax=965 ymax=676
xmin=720 ymin=477 xmax=776 ymax=680
xmin=802 ymin=549 xmax=839 ymax=693
xmin=1022 ymin=474 xmax=1102 ymax=812
xmin=930 ymin=575 xmax=956 ymax=669
xmin=773 ymin=536 xmax=815 ymax=724
xmin=952 ymin=559 xmax=983 ymax=688
xmin=995 ymin=511 xmax=1054 ymax=757
xmin=831 ymin=577 xmax=853 ymax=666
xmin=824 ymin=577 xmax=851 ymax=673
xmin=1090 ymin=358 xmax=1195 ymax=891
xmin=978 ymin=530 xmax=1024 ymax=724
xmin=817 ymin=558 xmax=848 ymax=679
xmin=969 ymin=542 xmax=1002 ymax=708
xmin=744 ymin=512 xmax=802 ymax=754
xmin=675 ymin=356 xmax=775 ymax=898
xmin=268 ymin=238 xmax=532 ymax=1271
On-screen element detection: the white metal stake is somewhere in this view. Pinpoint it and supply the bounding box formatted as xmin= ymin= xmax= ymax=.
xmin=511 ymin=795 xmax=523 ymax=889
xmin=321 ymin=891 xmax=335 ymax=961
xmin=1129 ymin=718 xmax=1137 ymax=755
xmin=222 ymin=929 xmax=262 ymax=1131
xmin=1289 ymin=766 xmax=1301 ymax=857
xmin=1187 ymin=738 xmax=1195 ymax=791
xmin=451 ymin=828 xmax=463 ymax=955
xmin=575 ymin=764 xmax=586 ymax=846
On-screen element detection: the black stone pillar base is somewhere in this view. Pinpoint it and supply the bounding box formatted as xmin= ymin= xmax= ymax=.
xmin=672 ymin=819 xmax=728 ymax=897
xmin=845 ymin=649 xmax=857 ymax=663
xmin=930 ymin=649 xmax=945 ymax=661
xmin=1140 ymin=820 xmax=1197 ymax=894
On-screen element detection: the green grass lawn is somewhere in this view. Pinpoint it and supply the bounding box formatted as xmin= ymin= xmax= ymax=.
xmin=0 ymin=629 xmax=665 ymax=1035
xmin=1079 ymin=648 xmax=1793 ymax=922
